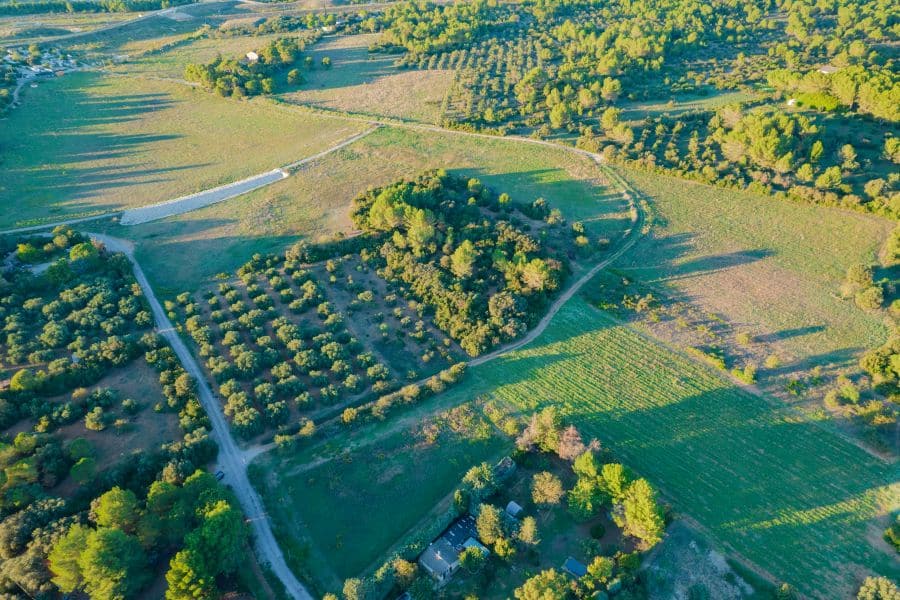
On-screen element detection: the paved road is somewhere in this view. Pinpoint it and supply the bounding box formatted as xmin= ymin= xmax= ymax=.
xmin=89 ymin=233 xmax=314 ymax=600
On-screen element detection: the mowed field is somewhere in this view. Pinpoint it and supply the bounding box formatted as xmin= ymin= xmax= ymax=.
xmin=107 ymin=124 xmax=631 ymax=295
xmin=616 ymin=167 xmax=892 ymax=367
xmin=251 ymin=403 xmax=509 ymax=592
xmin=255 ymin=295 xmax=899 ymax=597
xmin=0 ymin=71 xmax=367 ymax=228
xmin=279 ymin=33 xmax=455 ymax=123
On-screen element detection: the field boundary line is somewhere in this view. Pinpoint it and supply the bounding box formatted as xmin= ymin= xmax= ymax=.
xmin=282 ymin=125 xmax=380 ymax=171
xmin=0 ymin=213 xmax=118 ymax=236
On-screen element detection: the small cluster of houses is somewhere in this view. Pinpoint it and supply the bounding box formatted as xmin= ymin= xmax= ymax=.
xmin=413 ymin=456 xmax=590 ymax=590
xmin=4 ymin=47 xmax=77 ymax=77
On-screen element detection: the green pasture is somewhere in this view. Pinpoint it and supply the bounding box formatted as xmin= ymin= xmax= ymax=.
xmin=109 ymin=124 xmax=630 ymax=295
xmin=0 ymin=71 xmax=367 ymax=228
xmin=250 ymin=405 xmax=509 ymax=592
xmin=616 ymin=167 xmax=892 ymax=366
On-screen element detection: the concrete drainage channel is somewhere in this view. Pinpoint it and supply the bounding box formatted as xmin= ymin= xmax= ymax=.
xmin=118 ymin=168 xmax=289 ymax=225
xmin=117 ymin=127 xmax=379 ymax=226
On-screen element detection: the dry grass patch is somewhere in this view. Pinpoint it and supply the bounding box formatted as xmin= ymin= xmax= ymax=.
xmin=280 ymin=33 xmax=454 ymax=123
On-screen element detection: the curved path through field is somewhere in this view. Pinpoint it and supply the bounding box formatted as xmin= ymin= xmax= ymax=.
xmin=106 ymin=129 xmax=641 ymax=599
xmin=2 ymin=70 xmax=645 ymax=595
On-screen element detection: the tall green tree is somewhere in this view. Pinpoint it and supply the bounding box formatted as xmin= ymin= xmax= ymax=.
xmin=91 ymin=487 xmax=141 ymax=533
xmin=166 ymin=548 xmax=217 ymax=600
xmin=48 ymin=524 xmax=90 ymax=593
xmin=79 ymin=528 xmax=151 ymax=600
xmin=621 ymin=478 xmax=665 ymax=547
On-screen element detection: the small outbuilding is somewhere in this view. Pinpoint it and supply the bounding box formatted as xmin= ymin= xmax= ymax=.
xmin=505 ymin=500 xmax=524 ymax=518
xmin=562 ymin=556 xmax=588 ymax=578
xmin=245 ymin=51 xmax=259 ymax=63
xmin=462 ymin=537 xmax=490 ymax=556
xmin=495 ymin=456 xmax=517 ymax=480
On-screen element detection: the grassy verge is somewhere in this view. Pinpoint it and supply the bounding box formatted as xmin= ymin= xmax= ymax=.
xmin=615 ymin=166 xmax=891 ymax=365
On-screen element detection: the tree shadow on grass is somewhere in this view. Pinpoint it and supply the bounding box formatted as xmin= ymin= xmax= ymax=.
xmin=621 ymin=232 xmax=776 ymax=283
xmin=293 ymin=42 xmax=399 ymax=93
xmin=755 ymin=325 xmax=827 ymax=344
xmin=5 ymin=162 xmax=212 ymax=214
xmin=457 ymin=165 xmax=635 ymax=240
xmin=475 ymin=332 xmax=899 ymax=596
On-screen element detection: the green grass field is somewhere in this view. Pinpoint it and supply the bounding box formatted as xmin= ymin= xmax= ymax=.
xmin=250 ymin=402 xmax=509 ymax=592
xmin=0 ymin=71 xmax=367 ymax=228
xmin=106 ymin=124 xmax=630 ymax=295
xmin=616 ymin=167 xmax=892 ymax=367
xmin=252 ymin=294 xmax=898 ymax=597
xmin=0 ymin=12 xmax=133 ymax=45
xmin=279 ymin=33 xmax=455 ymax=123
xmin=448 ymin=298 xmax=899 ymax=597
xmin=60 ymin=1 xmax=240 ymax=57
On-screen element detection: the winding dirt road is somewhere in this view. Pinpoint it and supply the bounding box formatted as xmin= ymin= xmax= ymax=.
xmin=88 ymin=233 xmax=314 ymax=600
xmin=0 ymin=78 xmax=644 ymax=596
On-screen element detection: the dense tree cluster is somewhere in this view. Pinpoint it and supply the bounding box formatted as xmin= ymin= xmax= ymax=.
xmin=367 ymin=0 xmax=897 ymax=214
xmin=0 ymin=229 xmax=153 ymax=431
xmin=518 ymin=407 xmax=666 ymax=548
xmin=582 ymin=104 xmax=898 ymax=216
xmin=46 ymin=471 xmax=246 ymax=600
xmin=351 ymin=170 xmax=573 ymax=356
xmin=184 ymin=36 xmax=308 ymax=97
xmin=0 ymin=230 xmax=223 ymax=597
xmin=371 ymin=0 xmax=777 ymax=130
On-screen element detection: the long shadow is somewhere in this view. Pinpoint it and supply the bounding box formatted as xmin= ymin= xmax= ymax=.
xmin=8 ymin=162 xmax=211 ymax=202
xmin=14 ymin=132 xmax=184 ymax=166
xmin=461 ymin=312 xmax=899 ymax=594
xmin=755 ymin=325 xmax=827 ymax=344
xmin=457 ymin=166 xmax=634 ymax=240
xmin=619 ymin=231 xmax=776 ymax=283
xmin=765 ymin=347 xmax=864 ymax=380
xmin=1 ymin=76 xmax=213 ymax=210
